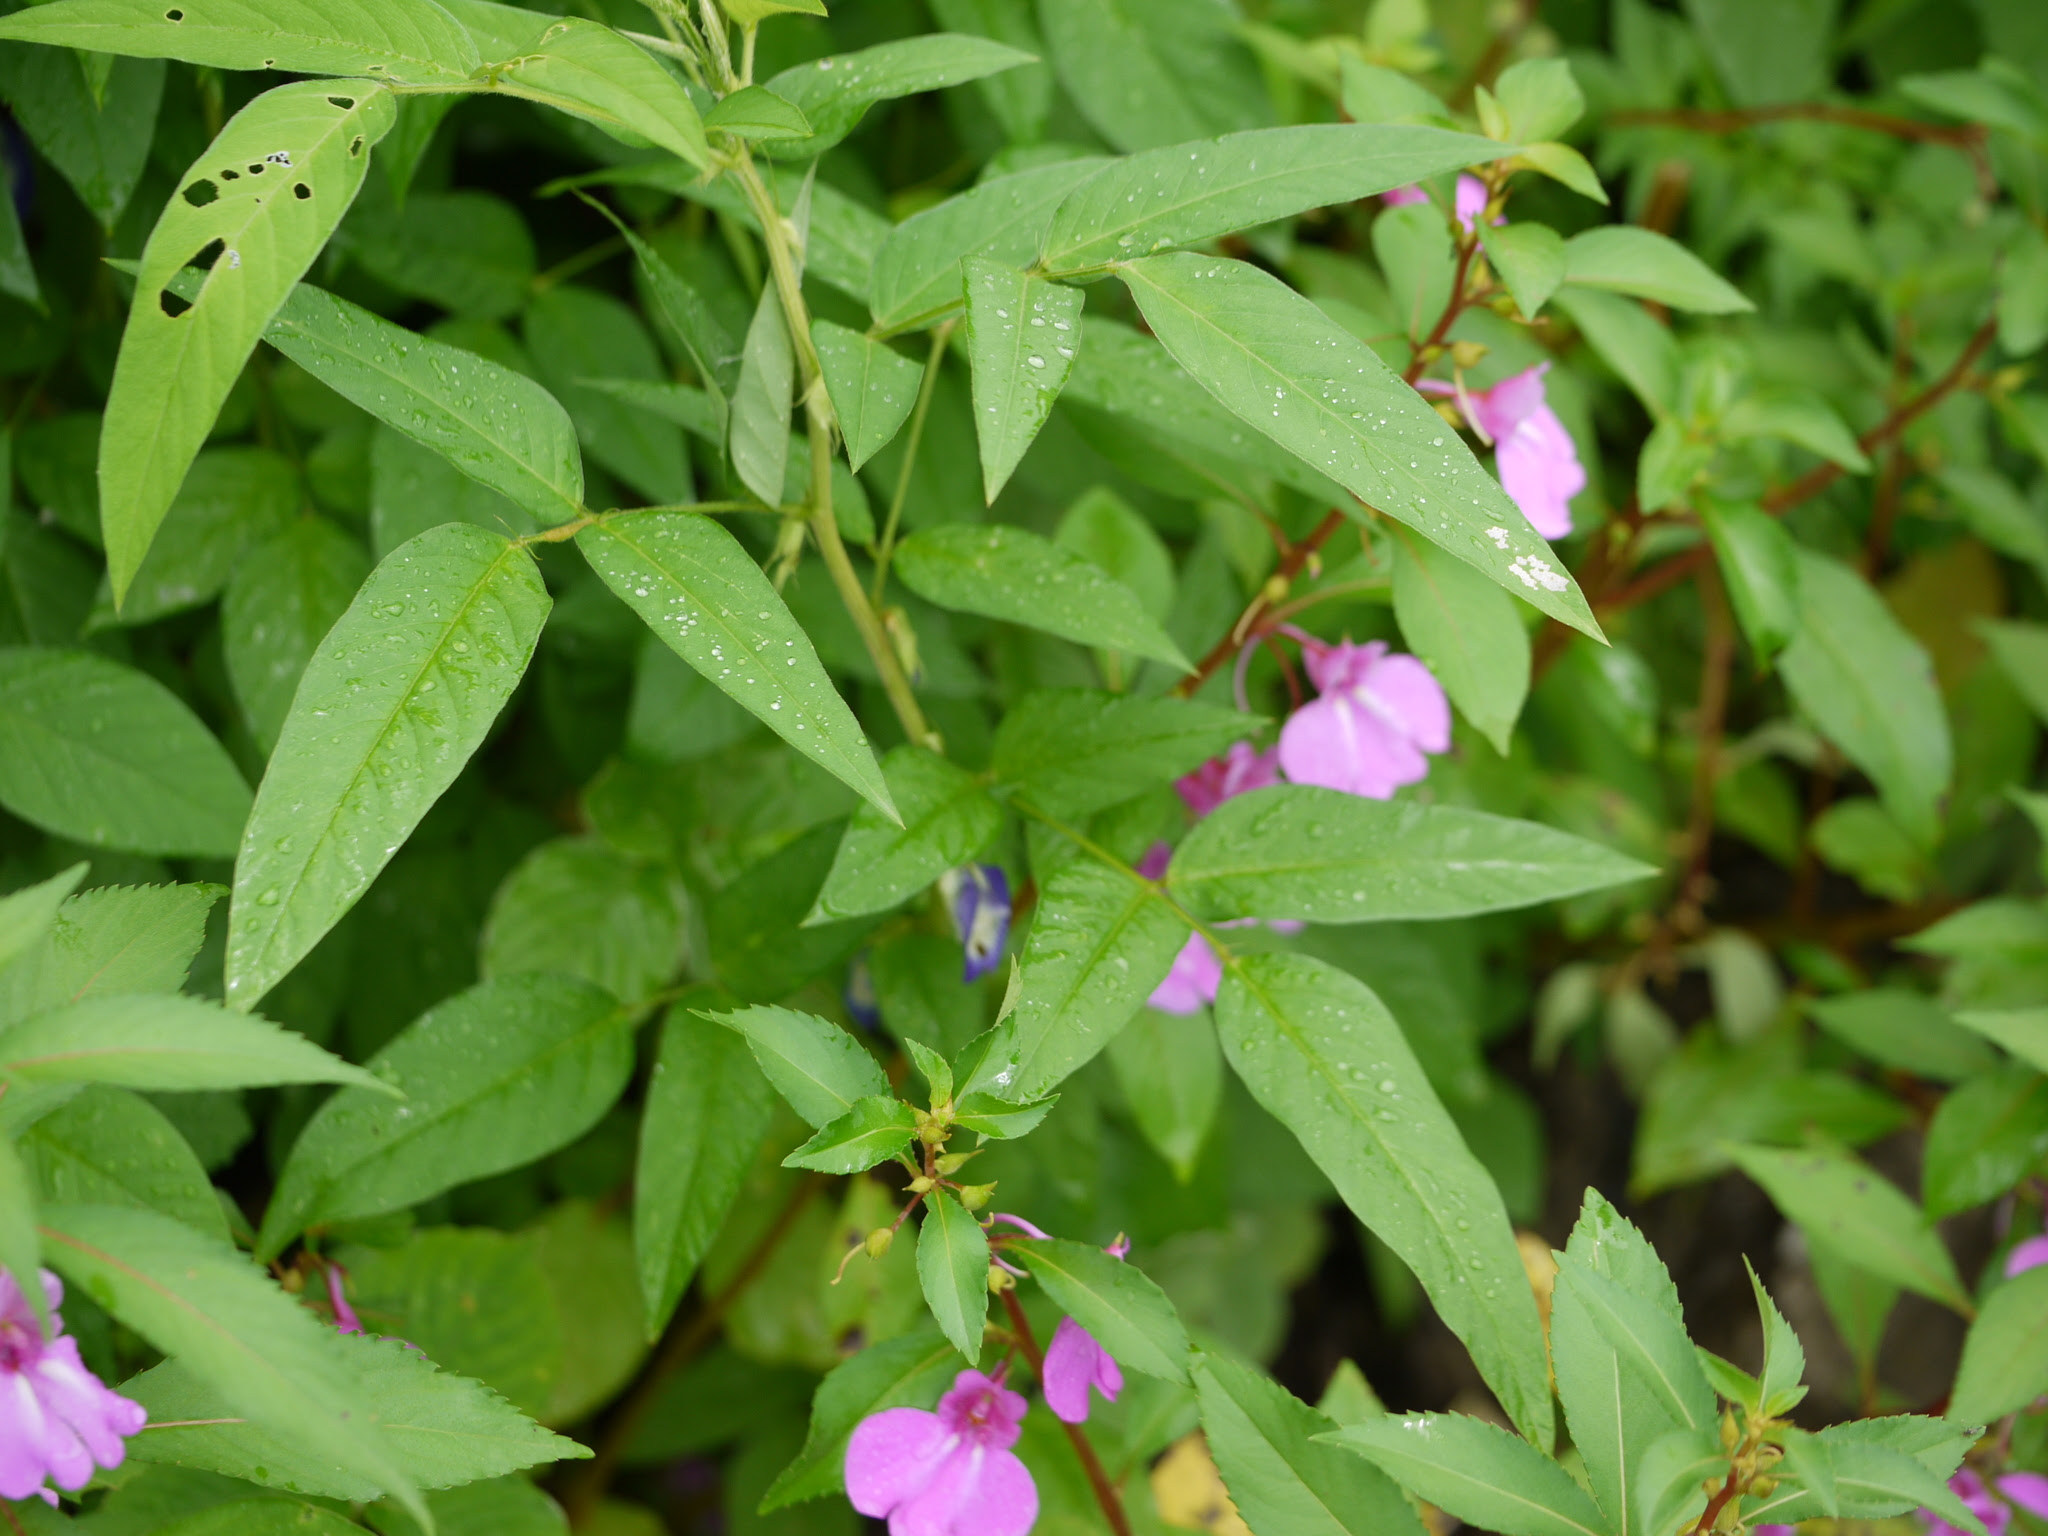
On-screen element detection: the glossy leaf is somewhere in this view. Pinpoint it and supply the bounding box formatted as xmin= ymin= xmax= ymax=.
xmin=258 ymin=973 xmax=631 ymax=1257
xmin=1216 ymin=952 xmax=1554 ymax=1445
xmin=1010 ymin=1237 xmax=1189 ymax=1382
xmin=765 ymin=34 xmax=1033 ymax=157
xmin=962 ymin=259 xmax=1084 ymax=501
xmin=706 ymin=1004 xmax=891 ymax=1131
xmin=1391 ymin=530 xmax=1530 ymax=754
xmin=783 ymin=1095 xmax=919 ymax=1174
xmin=0 ymin=0 xmax=479 ymax=79
xmin=1323 ymin=1412 xmax=1611 ymax=1536
xmin=488 ymin=18 xmax=707 ymax=169
xmin=813 ymin=319 xmax=923 ymax=472
xmin=102 ymin=80 xmax=394 ymax=603
xmin=1120 ymin=253 xmax=1602 ymax=635
xmin=704 ymin=85 xmax=813 ymax=142
xmin=578 ymin=510 xmax=895 ymax=819
xmin=19 ymin=1085 xmax=226 ymax=1240
xmin=1804 ymin=990 xmax=1999 ymax=1083
xmin=990 ymin=690 xmax=1257 ymax=820
xmin=760 ymin=1327 xmax=958 ymax=1509
xmin=916 ymin=1187 xmax=989 ymax=1360
xmin=813 ymin=747 xmax=1003 ymax=922
xmin=226 ymin=523 xmax=549 ymax=1009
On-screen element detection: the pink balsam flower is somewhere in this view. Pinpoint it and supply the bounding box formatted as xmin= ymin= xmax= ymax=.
xmin=1383 ymin=175 xmax=1495 ymax=232
xmin=326 ymin=1264 xmax=364 ymax=1335
xmin=0 ymin=1268 xmax=147 ymax=1505
xmin=2004 ymin=1234 xmax=2048 ymax=1278
xmin=1042 ymin=1316 xmax=1124 ymax=1425
xmin=846 ymin=1368 xmax=1038 ymax=1536
xmin=1923 ymin=1469 xmax=2048 ymax=1536
xmin=1278 ymin=640 xmax=1450 ymax=800
xmin=1424 ymin=363 xmax=1584 ymax=538
xmin=1176 ymin=742 xmax=1281 ymax=819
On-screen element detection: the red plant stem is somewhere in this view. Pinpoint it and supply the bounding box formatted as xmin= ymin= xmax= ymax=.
xmin=998 ymin=1287 xmax=1132 ymax=1536
xmin=1609 ymin=102 xmax=1985 ymax=149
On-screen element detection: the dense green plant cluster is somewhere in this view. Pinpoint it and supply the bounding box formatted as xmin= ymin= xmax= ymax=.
xmin=0 ymin=0 xmax=2045 ymax=1534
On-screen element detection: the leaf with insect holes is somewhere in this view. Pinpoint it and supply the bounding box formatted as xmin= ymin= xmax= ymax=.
xmin=100 ymin=79 xmax=394 ymax=605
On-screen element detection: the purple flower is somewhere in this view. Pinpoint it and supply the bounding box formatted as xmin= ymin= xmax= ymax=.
xmin=1151 ymin=934 xmax=1225 ymax=1015
xmin=1383 ymin=175 xmax=1495 ymax=233
xmin=2000 ymin=1475 xmax=2048 ymax=1523
xmin=1424 ymin=363 xmax=1584 ymax=538
xmin=1922 ymin=1469 xmax=2048 ymax=1536
xmin=940 ymin=865 xmax=1011 ymax=983
xmin=1278 ymin=640 xmax=1451 ymax=800
xmin=1041 ymin=1316 xmax=1124 ymax=1425
xmin=326 ymin=1264 xmax=364 ymax=1335
xmin=1176 ymin=742 xmax=1282 ymax=819
xmin=0 ymin=1268 xmax=147 ymax=1505
xmin=846 ymin=1367 xmax=1038 ymax=1536
xmin=2004 ymin=1234 xmax=2048 ymax=1278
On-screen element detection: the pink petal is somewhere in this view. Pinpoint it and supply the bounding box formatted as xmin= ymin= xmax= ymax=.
xmin=1093 ymin=1344 xmax=1124 ymax=1404
xmin=1303 ymin=639 xmax=1386 ymax=696
xmin=1496 ymin=406 xmax=1583 ymax=539
xmin=846 ymin=1408 xmax=953 ymax=1519
xmin=1362 ymin=652 xmax=1452 ymax=754
xmin=1999 ymin=1475 xmax=2048 ymax=1522
xmin=2003 ymin=1235 xmax=2048 ymax=1278
xmin=0 ymin=1373 xmax=53 ymax=1501
xmin=1148 ymin=934 xmax=1221 ymax=1015
xmin=1380 ymin=185 xmax=1428 ymax=208
xmin=892 ymin=1445 xmax=1039 ymax=1536
xmin=1136 ymin=842 xmax=1172 ymax=881
xmin=1042 ymin=1317 xmax=1103 ymax=1424
xmin=1454 ymin=175 xmax=1491 ymax=231
xmin=1176 ymin=743 xmax=1281 ymax=818
xmin=1477 ymin=363 xmax=1551 ymax=434
xmin=1280 ymin=692 xmax=1428 ymax=800
xmin=33 ymin=1339 xmax=145 ymax=1469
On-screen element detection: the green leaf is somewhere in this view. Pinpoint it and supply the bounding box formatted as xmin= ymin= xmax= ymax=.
xmin=961 ymin=260 xmax=1084 ymax=502
xmin=1723 ymin=390 xmax=1872 ymax=474
xmin=0 ymin=992 xmax=390 ymax=1094
xmin=1495 ymin=57 xmax=1585 ymax=141
xmin=0 ymin=863 xmax=87 ymax=978
xmin=90 ymin=446 xmax=300 ymax=629
xmin=1041 ymin=124 xmax=1508 ymax=277
xmin=1804 ymin=990 xmax=1999 ymax=1083
xmin=488 ymin=18 xmax=707 ymax=169
xmin=1514 ymin=141 xmax=1609 ymax=204
xmin=635 ymin=1008 xmax=777 ymax=1337
xmin=1948 ymin=1263 xmax=2048 ymax=1424
xmin=927 ymin=0 xmax=1050 ymax=142
xmin=730 ymin=285 xmax=793 ymax=507
xmin=0 ymin=881 xmax=222 ymax=1027
xmin=703 ymin=85 xmax=814 ymax=143
xmin=102 ymin=80 xmax=394 ymax=603
xmin=1552 ymin=288 xmax=1677 ymax=416
xmin=1391 ymin=530 xmax=1529 ymax=754
xmin=707 ymin=1004 xmax=890 ymax=1131
xmin=257 ymin=280 xmax=584 ymax=528
xmin=1195 ymin=1353 xmax=1430 ymax=1536
xmin=257 ymin=973 xmax=631 ymax=1257
xmin=0 ymin=1135 xmax=42 ymax=1332
xmin=577 ymin=193 xmax=738 ymax=402
xmin=0 ymin=146 xmax=39 ymax=307
xmin=1215 ymin=951 xmax=1553 ymax=1446
xmin=812 ymin=747 xmax=1002 ymax=922
xmin=895 ymin=525 xmax=1189 ymax=670
xmin=1727 ymin=1143 xmax=1969 ymax=1311
xmin=916 ymin=1188 xmax=988 ymax=1361
xmin=1119 ymin=254 xmax=1601 ymax=635
xmin=1170 ymin=786 xmax=1654 ymax=924
xmin=578 ymin=511 xmax=895 ymax=820
xmin=2000 ymin=223 xmax=2048 ymax=354
xmin=812 ymin=320 xmax=922 ymax=472
xmin=579 ymin=379 xmax=721 ymax=443
xmin=1321 ymin=1412 xmax=1612 ymax=1536
xmin=1778 ymin=550 xmax=1951 ymax=848
xmin=123 ymin=1330 xmax=585 ymax=1497
xmin=1749 ymin=1424 xmax=1989 ymax=1531
xmin=1746 ymin=1259 xmax=1807 ymax=1414
xmin=0 ymin=51 xmax=162 ymax=232
xmin=526 ymin=284 xmax=689 ymax=506
xmin=41 ymin=1203 xmax=429 ymax=1527
xmin=226 ymin=524 xmax=549 ymax=1010
xmin=706 ymin=822 xmax=882 ymax=1003
xmin=480 ymin=837 xmax=683 ymax=1005
xmin=783 ymin=1095 xmax=919 ymax=1174
xmin=1038 ymin=0 xmax=1266 ymax=153
xmin=347 ymin=188 xmax=533 ymax=319
xmin=1107 ymin=1007 xmax=1222 ymax=1182
xmin=764 ymin=34 xmax=1033 ymax=157
xmin=760 ymin=1327 xmax=958 ymax=1510
xmin=962 ymin=857 xmax=1188 ymax=1102
xmin=1010 ymin=1237 xmax=1189 ymax=1382
xmin=1921 ymin=1064 xmax=2048 ymax=1217
xmin=223 ymin=517 xmax=371 ymax=755
xmin=1561 ymin=227 xmax=1752 ymax=314
xmin=991 ymin=690 xmax=1257 ymax=820
xmin=1478 ymin=222 xmax=1567 ymax=319
xmin=0 ymin=648 xmax=252 ymax=858
xmin=1698 ymin=499 xmax=1799 ymax=660
xmin=1952 ymin=1007 xmax=2048 ymax=1073
xmin=1980 ymin=619 xmax=2048 ymax=725
xmin=21 ymin=1086 xmax=226 ymax=1240
xmin=1374 ymin=202 xmax=1454 ymax=343
xmin=868 ymin=157 xmax=1107 ymax=334
xmin=0 ymin=0 xmax=481 ymax=80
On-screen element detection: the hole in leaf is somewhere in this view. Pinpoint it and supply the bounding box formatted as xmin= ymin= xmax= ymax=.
xmin=181 ymin=179 xmax=218 ymax=207
xmin=163 ymin=6 xmax=184 ymax=17
xmin=349 ymin=135 xmax=365 ymax=157
xmin=219 ymin=167 xmax=240 ymax=181
xmin=159 ymin=287 xmax=192 ymax=318
xmin=292 ymin=182 xmax=312 ymax=201
xmin=328 ymin=95 xmax=356 ymax=110
xmin=247 ymin=162 xmax=266 ymax=175
xmin=190 ymin=238 xmax=226 ymax=271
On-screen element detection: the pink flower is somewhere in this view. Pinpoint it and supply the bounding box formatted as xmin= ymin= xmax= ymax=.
xmin=1922 ymin=1469 xmax=2048 ymax=1536
xmin=1042 ymin=1316 xmax=1123 ymax=1424
xmin=0 ymin=1268 xmax=147 ymax=1505
xmin=1176 ymin=742 xmax=1282 ymax=819
xmin=1278 ymin=640 xmax=1450 ymax=800
xmin=2004 ymin=1235 xmax=2048 ymax=1278
xmin=1421 ymin=362 xmax=1584 ymax=538
xmin=326 ymin=1265 xmax=364 ymax=1335
xmin=1382 ymin=175 xmax=1495 ymax=232
xmin=1151 ymin=933 xmax=1225 ymax=1014
xmin=846 ymin=1368 xmax=1038 ymax=1536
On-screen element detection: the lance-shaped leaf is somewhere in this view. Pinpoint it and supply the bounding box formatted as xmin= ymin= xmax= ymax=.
xmin=1953 ymin=1008 xmax=2048 ymax=1074
xmin=224 ymin=517 xmax=372 ymax=755
xmin=488 ymin=18 xmax=708 ymax=170
xmin=1948 ymin=1264 xmax=2048 ymax=1425
xmin=226 ymin=523 xmax=549 ymax=1009
xmin=895 ymin=524 xmax=1188 ymax=670
xmin=962 ymin=260 xmax=1084 ymax=501
xmin=258 ymin=973 xmax=631 ymax=1258
xmin=990 ymin=690 xmax=1257 ymax=819
xmin=1170 ymin=786 xmax=1654 ymax=925
xmin=0 ymin=994 xmax=391 ymax=1095
xmin=1009 ymin=1238 xmax=1189 ymax=1382
xmin=784 ymin=1095 xmax=920 ymax=1174
xmin=19 ymin=1086 xmax=227 ymax=1241
xmin=1322 ymin=1412 xmax=1612 ymax=1536
xmin=1561 ymin=227 xmax=1753 ymax=315
xmin=1196 ymin=1353 xmax=1429 ymax=1536
xmin=870 ymin=157 xmax=1109 ymax=333
xmin=1041 ymin=123 xmax=1509 ymax=275
xmin=578 ymin=192 xmax=739 ymax=399
xmin=254 ymin=279 xmax=583 ymax=526
xmin=0 ymin=0 xmax=481 ymax=81
xmin=0 ymin=863 xmax=87 ymax=977
xmin=917 ymin=1188 xmax=989 ymax=1361
xmin=731 ymin=284 xmax=794 ymax=506
xmin=961 ymin=857 xmax=1189 ymax=1102
xmin=1120 ymin=253 xmax=1601 ymax=635
xmin=812 ymin=748 xmax=1003 ymax=922
xmin=578 ymin=511 xmax=895 ymax=820
xmin=636 ymin=1008 xmax=778 ymax=1337
xmin=1216 ymin=952 xmax=1554 ymax=1446
xmin=706 ymin=1004 xmax=891 ymax=1130
xmin=41 ymin=1203 xmax=429 ymax=1528
xmin=765 ymin=34 xmax=1034 ymax=157
xmin=704 ymin=84 xmax=814 ymax=142
xmin=1748 ymin=1428 xmax=1989 ymax=1532
xmin=761 ymin=1327 xmax=959 ymax=1510
xmin=813 ymin=320 xmax=923 ymax=471
xmin=1478 ymin=222 xmax=1566 ymax=318
xmin=1391 ymin=531 xmax=1530 ymax=755
xmin=101 ymin=80 xmax=394 ymax=603
xmin=0 ymin=649 xmax=252 ymax=859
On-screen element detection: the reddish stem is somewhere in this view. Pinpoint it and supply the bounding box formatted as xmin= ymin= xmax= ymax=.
xmin=999 ymin=1287 xmax=1132 ymax=1536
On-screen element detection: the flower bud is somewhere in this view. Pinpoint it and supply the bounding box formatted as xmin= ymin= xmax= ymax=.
xmin=986 ymin=1265 xmax=1016 ymax=1294
xmin=955 ymin=1181 xmax=996 ymax=1211
xmin=865 ymin=1227 xmax=895 ymax=1259
xmin=908 ymin=1176 xmax=935 ymax=1195
xmin=935 ymin=1152 xmax=971 ymax=1176
xmin=1451 ymin=339 xmax=1489 ymax=370
xmin=1748 ymin=1477 xmax=1776 ymax=1498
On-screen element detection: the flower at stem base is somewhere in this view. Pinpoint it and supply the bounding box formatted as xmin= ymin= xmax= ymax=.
xmin=1278 ymin=639 xmax=1450 ymax=801
xmin=1041 ymin=1315 xmax=1124 ymax=1424
xmin=846 ymin=1367 xmax=1038 ymax=1536
xmin=0 ymin=1267 xmax=148 ymax=1505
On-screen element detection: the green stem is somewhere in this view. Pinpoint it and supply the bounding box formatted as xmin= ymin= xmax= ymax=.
xmin=871 ymin=319 xmax=954 ymax=605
